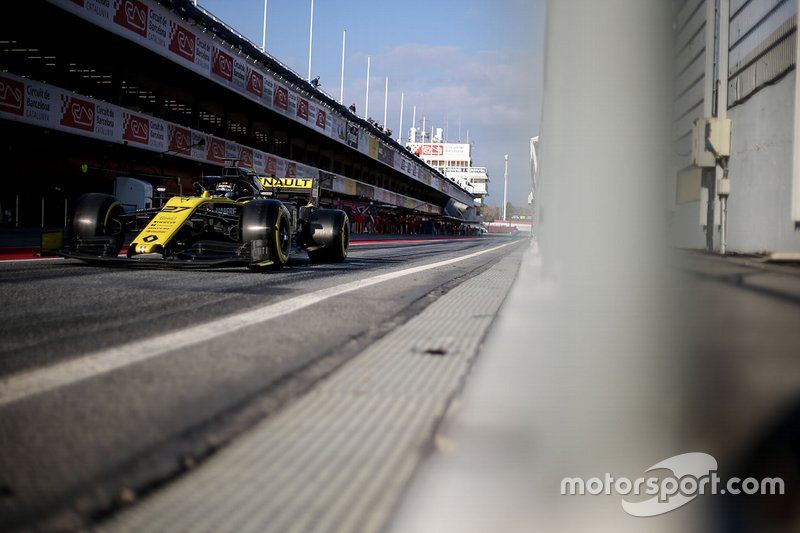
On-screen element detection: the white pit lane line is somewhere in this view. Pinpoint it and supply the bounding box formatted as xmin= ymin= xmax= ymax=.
xmin=0 ymin=242 xmax=514 ymax=407
xmin=0 ymin=257 xmax=65 ymax=263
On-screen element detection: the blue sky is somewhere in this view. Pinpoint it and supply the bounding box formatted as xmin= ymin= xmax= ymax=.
xmin=197 ymin=0 xmax=544 ymax=206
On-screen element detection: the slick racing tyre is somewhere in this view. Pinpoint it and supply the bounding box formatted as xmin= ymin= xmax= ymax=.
xmin=72 ymin=193 xmax=125 ymax=256
xmin=241 ymin=199 xmax=291 ymax=270
xmin=306 ymin=209 xmax=349 ymax=263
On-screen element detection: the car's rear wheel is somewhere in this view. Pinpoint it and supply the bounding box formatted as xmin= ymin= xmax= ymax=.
xmin=306 ymin=209 xmax=349 ymax=263
xmin=241 ymin=199 xmax=291 ymax=270
xmin=72 ymin=193 xmax=125 ymax=256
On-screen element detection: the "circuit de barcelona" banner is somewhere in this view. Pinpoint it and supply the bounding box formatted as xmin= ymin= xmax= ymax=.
xmin=0 ymin=71 xmax=441 ymax=214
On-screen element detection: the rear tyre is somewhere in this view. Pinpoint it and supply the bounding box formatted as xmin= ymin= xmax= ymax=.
xmin=241 ymin=199 xmax=291 ymax=270
xmin=306 ymin=209 xmax=349 ymax=263
xmin=72 ymin=193 xmax=125 ymax=256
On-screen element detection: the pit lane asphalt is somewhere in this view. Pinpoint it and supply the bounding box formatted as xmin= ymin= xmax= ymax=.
xmin=0 ymin=237 xmax=526 ymax=531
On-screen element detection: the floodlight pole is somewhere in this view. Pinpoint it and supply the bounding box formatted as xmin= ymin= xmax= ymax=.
xmin=364 ymin=56 xmax=371 ymax=120
xmin=503 ymin=154 xmax=509 ymax=222
xmin=307 ymin=0 xmax=314 ymax=81
xmin=261 ymin=0 xmax=267 ymax=51
xmin=340 ymin=30 xmax=346 ymax=104
xmin=398 ymin=92 xmax=404 ymax=143
xmin=383 ymin=77 xmax=389 ymax=130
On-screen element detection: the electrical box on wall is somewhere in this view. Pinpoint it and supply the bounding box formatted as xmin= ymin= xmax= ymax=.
xmin=692 ymin=117 xmax=731 ymax=167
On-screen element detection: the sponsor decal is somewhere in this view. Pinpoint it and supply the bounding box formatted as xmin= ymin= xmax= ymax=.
xmin=378 ymin=143 xmax=395 ymax=166
xmin=148 ymin=9 xmax=168 ymax=47
xmin=168 ymin=21 xmax=195 ymax=62
xmin=297 ymin=98 xmax=309 ymax=120
xmin=334 ymin=116 xmax=346 ymax=142
xmin=60 ymin=95 xmax=96 ymax=131
xmin=94 ymin=103 xmax=115 ymax=137
xmin=0 ymin=76 xmax=24 ymax=116
xmin=286 ymin=162 xmax=296 ymax=178
xmin=25 ymin=84 xmax=51 ymax=122
xmin=113 ymin=0 xmax=148 ymax=38
xmin=149 ymin=119 xmax=166 ymax=149
xmin=168 ymin=124 xmax=192 ymax=154
xmin=265 ymin=156 xmax=277 ymax=175
xmin=273 ymin=85 xmax=288 ymax=111
xmin=191 ymin=132 xmax=207 ymax=158
xmin=316 ymin=109 xmax=327 ymax=129
xmin=239 ymin=147 xmax=253 ymax=167
xmin=420 ymin=144 xmax=444 ymax=156
xmin=259 ymin=177 xmax=313 ymax=189
xmin=246 ymin=68 xmax=263 ymax=97
xmin=345 ymin=122 xmax=359 ymax=149
xmin=195 ymin=36 xmax=211 ymax=70
xmin=211 ymin=47 xmax=233 ymax=82
xmin=85 ymin=0 xmax=111 ymax=19
xmin=209 ymin=205 xmax=238 ymax=216
xmin=232 ymin=58 xmax=246 ymax=89
xmin=207 ymin=137 xmax=226 ymax=163
xmin=123 ymin=112 xmax=149 ymax=144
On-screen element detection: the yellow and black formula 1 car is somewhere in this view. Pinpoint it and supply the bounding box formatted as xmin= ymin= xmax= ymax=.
xmin=62 ymin=163 xmax=349 ymax=270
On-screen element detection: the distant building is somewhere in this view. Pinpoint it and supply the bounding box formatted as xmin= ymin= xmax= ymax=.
xmin=406 ymin=127 xmax=489 ymax=205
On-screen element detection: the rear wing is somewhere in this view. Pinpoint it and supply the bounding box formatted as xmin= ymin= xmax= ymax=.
xmin=220 ymin=158 xmax=321 ymax=203
xmin=258 ymin=176 xmax=319 ymax=203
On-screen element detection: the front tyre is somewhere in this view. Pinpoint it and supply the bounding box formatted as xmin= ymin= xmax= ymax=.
xmin=241 ymin=199 xmax=291 ymax=270
xmin=71 ymin=193 xmax=125 ymax=256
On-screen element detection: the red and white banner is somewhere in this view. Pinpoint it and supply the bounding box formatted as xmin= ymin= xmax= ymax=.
xmin=168 ymin=21 xmax=195 ymax=62
xmin=408 ymin=143 xmax=471 ymax=162
xmin=211 ymin=47 xmax=234 ymax=82
xmin=168 ymin=125 xmax=192 ymax=154
xmin=122 ymin=112 xmax=150 ymax=145
xmin=273 ymin=85 xmax=289 ymax=111
xmin=60 ymin=96 xmax=96 ymax=132
xmin=296 ymin=98 xmax=309 ymax=121
xmin=0 ymin=76 xmax=24 ymax=116
xmin=246 ymin=68 xmax=263 ymax=98
xmin=114 ymin=0 xmax=149 ymax=38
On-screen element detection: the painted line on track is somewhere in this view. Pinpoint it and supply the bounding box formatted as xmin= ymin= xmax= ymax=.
xmin=0 ymin=256 xmax=64 ymax=263
xmin=0 ymin=241 xmax=515 ymax=406
xmin=350 ymin=237 xmax=483 ymax=246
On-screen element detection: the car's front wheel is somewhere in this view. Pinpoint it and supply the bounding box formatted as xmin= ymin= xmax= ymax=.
xmin=71 ymin=193 xmax=125 ymax=256
xmin=241 ymin=199 xmax=291 ymax=270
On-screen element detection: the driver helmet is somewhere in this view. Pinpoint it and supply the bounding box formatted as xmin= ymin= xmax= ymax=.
xmin=213 ymin=181 xmax=237 ymax=198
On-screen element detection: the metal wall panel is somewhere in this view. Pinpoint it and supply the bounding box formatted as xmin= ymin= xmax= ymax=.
xmin=728 ymin=13 xmax=796 ymax=106
xmin=676 ymin=1 xmax=707 ymax=51
xmin=675 ymin=76 xmax=708 ymax=121
xmin=674 ymin=101 xmax=705 ymax=142
xmin=675 ymin=48 xmax=707 ymax=98
xmin=677 ymin=0 xmax=706 ymax=29
xmin=729 ymin=0 xmax=795 ymax=68
xmin=676 ymin=23 xmax=708 ymax=78
xmin=673 ymin=0 xmax=709 ymax=148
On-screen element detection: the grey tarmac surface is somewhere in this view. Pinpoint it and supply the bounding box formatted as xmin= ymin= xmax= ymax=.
xmin=0 ymin=237 xmax=527 ymax=531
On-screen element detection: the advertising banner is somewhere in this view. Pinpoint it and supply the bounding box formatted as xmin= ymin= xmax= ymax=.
xmin=368 ymin=137 xmax=379 ymax=160
xmin=345 ymin=122 xmax=359 ymax=149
